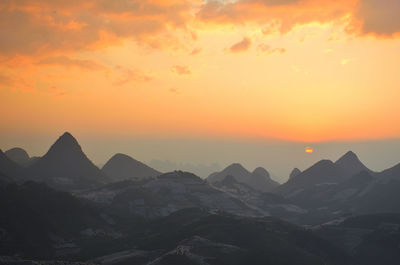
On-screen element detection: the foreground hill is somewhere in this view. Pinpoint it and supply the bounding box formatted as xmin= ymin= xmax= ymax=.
xmin=207 ymin=163 xmax=279 ymax=192
xmin=0 ymin=181 xmax=113 ymax=259
xmin=25 ymin=132 xmax=106 ymax=190
xmin=102 ymin=153 xmax=160 ymax=181
xmin=315 ymin=213 xmax=400 ymax=265
xmin=85 ymin=208 xmax=352 ymax=265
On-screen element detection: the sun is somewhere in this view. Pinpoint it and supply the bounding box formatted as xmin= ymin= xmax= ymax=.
xmin=305 ymin=147 xmax=314 ymax=154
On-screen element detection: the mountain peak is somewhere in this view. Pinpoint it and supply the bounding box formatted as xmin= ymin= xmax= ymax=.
xmin=335 ymin=151 xmax=371 ymax=177
xmin=289 ymin=168 xmax=301 ymax=179
xmin=336 ymin=151 xmax=358 ymax=163
xmin=102 ymin=153 xmax=160 ymax=180
xmin=252 ymin=167 xmax=270 ymax=178
xmin=226 ymin=163 xmax=247 ymax=171
xmin=5 ymin=147 xmax=30 ymax=165
xmin=48 ymin=132 xmax=82 ymax=154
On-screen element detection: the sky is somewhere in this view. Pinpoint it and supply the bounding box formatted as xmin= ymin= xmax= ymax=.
xmin=1 ymin=0 xmax=400 ymax=181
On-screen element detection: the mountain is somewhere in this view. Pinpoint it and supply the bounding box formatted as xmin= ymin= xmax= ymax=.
xmin=5 ymin=147 xmax=30 ymax=166
xmin=207 ymin=163 xmax=279 ymax=192
xmin=276 ymin=151 xmax=373 ymax=198
xmin=0 ymin=181 xmax=113 ymax=259
xmin=105 ymin=208 xmax=352 ymax=265
xmin=0 ymin=149 xmax=22 ymax=180
xmin=26 ymin=132 xmax=106 ymax=190
xmin=289 ymin=168 xmax=301 ymax=179
xmin=276 ymin=160 xmax=345 ymax=197
xmin=77 ymin=171 xmax=263 ymax=218
xmin=250 ymin=167 xmax=280 ymax=191
xmin=213 ymin=175 xmax=307 ymax=220
xmin=334 ymin=151 xmax=373 ymax=177
xmin=102 ymin=153 xmax=160 ymax=181
xmin=315 ymin=213 xmax=400 ymax=265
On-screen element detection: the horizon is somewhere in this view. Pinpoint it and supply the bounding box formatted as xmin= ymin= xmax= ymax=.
xmin=2 ymin=131 xmax=400 ymax=181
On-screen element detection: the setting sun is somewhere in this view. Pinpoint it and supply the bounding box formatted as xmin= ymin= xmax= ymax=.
xmin=305 ymin=147 xmax=314 ymax=154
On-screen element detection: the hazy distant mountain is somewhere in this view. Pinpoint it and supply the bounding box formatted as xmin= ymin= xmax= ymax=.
xmin=5 ymin=147 xmax=39 ymax=167
xmin=26 ymin=132 xmax=106 ymax=190
xmin=276 ymin=160 xmax=344 ymax=197
xmin=5 ymin=147 xmax=30 ymax=165
xmin=102 ymin=153 xmax=160 ymax=181
xmin=148 ymin=159 xmax=221 ymax=178
xmin=0 ymin=149 xmax=22 ymax=180
xmin=289 ymin=168 xmax=301 ymax=179
xmin=207 ymin=163 xmax=279 ymax=192
xmin=277 ymin=151 xmax=373 ymax=198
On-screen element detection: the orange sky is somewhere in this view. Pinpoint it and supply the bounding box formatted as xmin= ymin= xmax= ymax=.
xmin=1 ymin=0 xmax=400 ymax=143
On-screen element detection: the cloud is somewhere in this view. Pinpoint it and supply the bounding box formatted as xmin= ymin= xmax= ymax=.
xmin=230 ymin=37 xmax=252 ymax=53
xmin=258 ymin=44 xmax=286 ymax=55
xmin=0 ymin=0 xmax=195 ymax=56
xmin=114 ymin=67 xmax=153 ymax=87
xmin=197 ymin=0 xmax=356 ymax=33
xmin=190 ymin=48 xmax=202 ymax=55
xmin=0 ymin=72 xmax=14 ymax=87
xmin=354 ymin=0 xmax=400 ymax=36
xmin=172 ymin=65 xmax=191 ymax=75
xmin=37 ymin=56 xmax=105 ymax=70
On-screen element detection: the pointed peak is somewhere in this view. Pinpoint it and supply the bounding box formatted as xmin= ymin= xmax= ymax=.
xmin=336 ymin=151 xmax=359 ymax=163
xmin=57 ymin=132 xmax=78 ymax=143
xmin=47 ymin=132 xmax=82 ymax=155
xmin=59 ymin=131 xmax=76 ymax=140
xmin=289 ymin=168 xmax=301 ymax=179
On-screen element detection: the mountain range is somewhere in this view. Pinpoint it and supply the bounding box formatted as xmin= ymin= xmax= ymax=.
xmin=2 ymin=132 xmax=400 ymax=264
xmin=207 ymin=163 xmax=279 ymax=192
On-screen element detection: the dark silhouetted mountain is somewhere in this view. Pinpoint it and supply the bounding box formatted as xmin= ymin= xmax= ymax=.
xmin=26 ymin=132 xmax=106 ymax=190
xmin=334 ymin=151 xmax=373 ymax=177
xmin=207 ymin=163 xmax=279 ymax=192
xmin=0 ymin=181 xmax=112 ymax=259
xmin=0 ymin=171 xmax=12 ymax=183
xmin=114 ymin=208 xmax=352 ymax=265
xmin=316 ymin=213 xmax=400 ymax=265
xmin=102 ymin=153 xmax=160 ymax=181
xmin=250 ymin=167 xmax=280 ymax=191
xmin=289 ymin=168 xmax=301 ymax=179
xmin=5 ymin=147 xmax=30 ymax=166
xmin=276 ymin=160 xmax=345 ymax=197
xmin=0 ymin=149 xmax=22 ymax=180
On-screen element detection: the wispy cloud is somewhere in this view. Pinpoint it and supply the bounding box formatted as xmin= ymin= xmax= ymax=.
xmin=37 ymin=56 xmax=105 ymax=71
xmin=230 ymin=37 xmax=252 ymax=53
xmin=114 ymin=66 xmax=153 ymax=87
xmin=172 ymin=65 xmax=191 ymax=75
